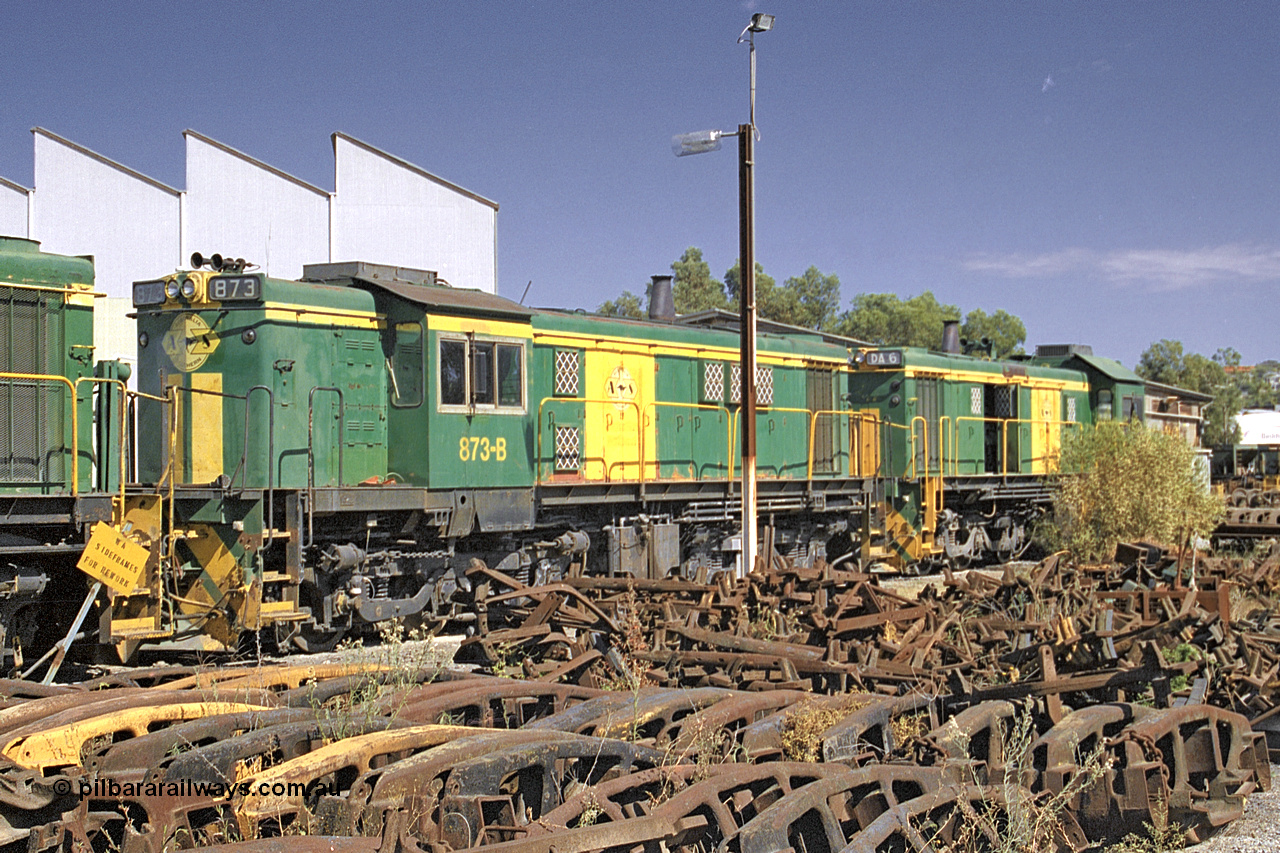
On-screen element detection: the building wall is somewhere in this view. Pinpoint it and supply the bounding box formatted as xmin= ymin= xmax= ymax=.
xmin=331 ymin=133 xmax=497 ymax=292
xmin=32 ymin=129 xmax=181 ymax=300
xmin=1 ymin=128 xmax=498 ymax=373
xmin=95 ymin=297 xmax=136 ymax=374
xmin=184 ymin=131 xmax=329 ymax=281
xmin=0 ymin=180 xmax=28 ymax=237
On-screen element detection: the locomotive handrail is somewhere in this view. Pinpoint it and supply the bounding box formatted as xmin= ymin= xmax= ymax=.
xmin=806 ymin=409 xmax=862 ymax=480
xmin=0 ymin=371 xmax=78 ymax=494
xmin=124 ymin=388 xmax=171 ymax=489
xmin=73 ymin=376 xmax=128 ymax=506
xmin=951 ymin=416 xmax=1014 ymax=477
xmin=307 ymin=387 xmax=345 ymax=548
xmin=729 ymin=406 xmax=815 ymax=481
xmin=166 ymin=384 xmax=256 ymax=485
xmin=640 ymin=400 xmax=733 ymax=482
xmin=908 ymin=414 xmax=946 ymax=522
xmin=948 ymin=416 xmax=1082 ymax=477
xmin=845 ymin=410 xmax=889 ymax=478
xmin=244 ymin=387 xmax=275 ymax=548
xmin=535 ymin=397 xmax=643 ymax=484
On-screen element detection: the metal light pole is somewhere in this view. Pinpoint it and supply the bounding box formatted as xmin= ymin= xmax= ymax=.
xmin=738 ymin=120 xmax=757 ymax=579
xmin=673 ymin=13 xmax=773 ymax=577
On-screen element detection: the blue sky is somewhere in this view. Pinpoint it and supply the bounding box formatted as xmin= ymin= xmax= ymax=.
xmin=4 ymin=2 xmax=1277 ymax=368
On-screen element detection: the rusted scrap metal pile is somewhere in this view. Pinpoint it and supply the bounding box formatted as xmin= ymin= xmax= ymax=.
xmin=461 ymin=546 xmax=1280 ymax=721
xmin=0 ymin=661 xmax=1268 ymax=853
xmin=0 ymin=549 xmax=1276 ymax=852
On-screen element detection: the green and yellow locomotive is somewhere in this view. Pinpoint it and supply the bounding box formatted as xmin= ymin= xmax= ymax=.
xmin=119 ymin=260 xmax=865 ymax=654
xmin=0 ymin=242 xmax=1157 ymax=662
xmin=0 ymin=236 xmax=127 ymax=663
xmin=103 ymin=258 xmax=1151 ymax=657
xmin=846 ymin=329 xmax=1146 ymax=565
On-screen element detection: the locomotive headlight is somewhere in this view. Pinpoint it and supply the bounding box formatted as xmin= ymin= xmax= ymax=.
xmin=180 ymin=277 xmax=197 ymax=299
xmin=164 ymin=279 xmax=180 ymax=299
xmin=853 ymin=352 xmax=866 ymax=365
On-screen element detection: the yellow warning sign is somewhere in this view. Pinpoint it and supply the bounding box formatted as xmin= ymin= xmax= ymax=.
xmin=77 ymin=523 xmax=148 ymax=593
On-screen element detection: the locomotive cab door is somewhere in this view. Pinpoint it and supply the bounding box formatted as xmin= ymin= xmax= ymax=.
xmin=983 ymin=384 xmax=1017 ymax=474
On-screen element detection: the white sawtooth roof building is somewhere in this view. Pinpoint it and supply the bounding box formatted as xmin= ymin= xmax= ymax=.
xmin=1 ymin=128 xmax=499 ymax=375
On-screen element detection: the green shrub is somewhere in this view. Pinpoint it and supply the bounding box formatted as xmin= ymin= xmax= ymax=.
xmin=1042 ymin=421 xmax=1223 ymax=561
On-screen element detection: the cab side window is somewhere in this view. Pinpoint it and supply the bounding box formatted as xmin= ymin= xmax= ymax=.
xmin=389 ymin=322 xmax=424 ymax=408
xmin=438 ymin=336 xmax=525 ymax=412
xmin=440 ymin=339 xmax=467 ymax=406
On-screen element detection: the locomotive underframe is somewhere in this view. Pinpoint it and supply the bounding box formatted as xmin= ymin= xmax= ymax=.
xmin=93 ymin=471 xmax=1057 ymax=659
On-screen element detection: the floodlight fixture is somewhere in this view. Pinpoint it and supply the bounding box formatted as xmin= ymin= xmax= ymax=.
xmin=672 ymin=129 xmax=725 ymax=157
xmin=749 ymin=13 xmax=774 ymax=32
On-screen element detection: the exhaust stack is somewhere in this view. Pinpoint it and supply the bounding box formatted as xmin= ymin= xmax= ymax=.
xmin=649 ymin=275 xmax=675 ymax=321
xmin=942 ymin=320 xmax=961 ymax=354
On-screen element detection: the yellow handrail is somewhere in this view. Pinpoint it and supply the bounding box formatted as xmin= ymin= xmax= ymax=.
xmin=74 ymin=376 xmax=128 ymax=506
xmin=0 ymin=371 xmax=79 ymax=493
xmin=729 ymin=406 xmax=815 ymax=480
xmin=806 ymin=409 xmax=865 ymax=479
xmin=535 ymin=397 xmax=643 ymax=484
xmin=949 ymin=416 xmax=1083 ymax=476
xmin=641 ymin=400 xmax=733 ymax=480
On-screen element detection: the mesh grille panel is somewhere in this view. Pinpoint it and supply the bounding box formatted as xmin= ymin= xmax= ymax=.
xmin=0 ymin=287 xmax=66 ymax=483
xmin=703 ymin=362 xmax=724 ymax=401
xmin=555 ymin=426 xmax=581 ymax=472
xmin=554 ymin=350 xmax=580 ymax=396
xmin=755 ymin=367 xmax=774 ymax=406
xmin=992 ymin=387 xmax=1015 ymax=419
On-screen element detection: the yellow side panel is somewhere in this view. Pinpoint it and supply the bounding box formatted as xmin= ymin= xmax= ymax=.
xmin=190 ymin=373 xmax=224 ymax=483
xmin=854 ymin=409 xmax=881 ymax=476
xmin=1030 ymin=388 xmax=1061 ymax=474
xmin=583 ymin=351 xmax=655 ymax=481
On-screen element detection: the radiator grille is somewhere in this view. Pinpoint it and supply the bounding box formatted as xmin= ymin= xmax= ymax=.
xmin=0 ymin=286 xmax=67 ymax=484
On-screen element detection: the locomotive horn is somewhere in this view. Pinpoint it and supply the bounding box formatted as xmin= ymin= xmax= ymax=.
xmin=190 ymin=252 xmax=205 ymax=269
xmin=211 ymin=254 xmax=225 ymax=271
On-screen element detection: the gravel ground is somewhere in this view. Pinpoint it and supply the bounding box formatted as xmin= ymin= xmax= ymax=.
xmin=1182 ymin=769 xmax=1280 ymax=852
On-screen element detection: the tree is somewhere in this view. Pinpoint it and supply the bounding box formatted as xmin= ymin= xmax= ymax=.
xmin=961 ymin=308 xmax=1026 ymax=359
xmin=1136 ymin=339 xmax=1188 ymax=385
xmin=597 ymin=291 xmax=644 ymax=319
xmin=782 ymin=267 xmax=842 ymax=331
xmin=832 ymin=291 xmax=960 ymax=348
xmin=723 ymin=260 xmax=780 ymax=319
xmin=671 ymin=247 xmax=728 ymax=314
xmin=1043 ymin=420 xmax=1224 ymax=561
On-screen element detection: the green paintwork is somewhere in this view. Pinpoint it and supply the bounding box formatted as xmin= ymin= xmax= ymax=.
xmin=0 ymin=237 xmax=96 ymax=494
xmin=135 ymin=275 xmax=388 ymax=490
